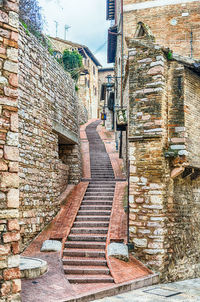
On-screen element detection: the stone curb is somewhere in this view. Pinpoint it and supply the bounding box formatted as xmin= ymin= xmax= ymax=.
xmin=20 ymin=256 xmax=48 ymax=279
xmin=62 ymin=273 xmax=159 ymax=302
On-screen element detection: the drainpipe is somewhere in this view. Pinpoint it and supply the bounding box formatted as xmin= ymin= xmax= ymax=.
xmin=127 ymin=159 xmax=130 ymax=244
xmin=119 ymin=0 xmax=124 ymax=159
xmin=120 ymin=0 xmax=124 ymax=109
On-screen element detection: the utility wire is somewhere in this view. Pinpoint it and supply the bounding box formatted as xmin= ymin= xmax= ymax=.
xmin=94 ymin=40 xmax=107 ymax=55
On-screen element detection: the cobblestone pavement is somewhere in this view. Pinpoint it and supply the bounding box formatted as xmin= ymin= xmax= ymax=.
xmin=94 ymin=278 xmax=200 ymax=302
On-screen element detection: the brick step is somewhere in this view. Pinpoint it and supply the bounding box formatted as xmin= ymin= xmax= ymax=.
xmin=88 ymin=180 xmax=115 ymax=183
xmin=90 ymin=163 xmax=112 ymax=166
xmin=63 ymin=265 xmax=110 ymax=275
xmin=86 ymin=188 xmax=115 ymax=192
xmin=91 ymin=170 xmax=113 ymax=172
xmin=68 ymin=234 xmax=107 ymax=242
xmin=75 ymin=216 xmax=110 ymax=221
xmin=70 ymin=227 xmax=108 ymax=234
xmin=63 ymin=248 xmax=105 ymax=258
xmin=65 ymin=241 xmax=106 ymax=249
xmin=90 ymin=176 xmax=115 ymax=179
xmin=90 ymin=180 xmax=115 ymax=182
xmin=80 ymin=205 xmax=112 ymax=211
xmin=62 ymin=257 xmax=107 ymax=266
xmin=66 ymin=274 xmax=114 ymax=284
xmin=84 ymin=193 xmax=114 ymax=197
xmin=91 ymin=170 xmax=114 ymax=172
xmin=83 ymin=196 xmax=113 ymax=200
xmin=85 ymin=192 xmax=114 ymax=196
xmin=91 ymin=171 xmax=114 ymax=173
xmin=88 ymin=183 xmax=115 ymax=190
xmin=88 ymin=181 xmax=116 ymax=184
xmin=80 ymin=200 xmax=112 ymax=211
xmin=91 ymin=175 xmax=115 ymax=178
xmin=91 ymin=169 xmax=113 ymax=172
xmin=77 ymin=210 xmax=111 ymax=216
xmin=81 ymin=201 xmax=113 ymax=206
xmin=73 ymin=221 xmax=109 ymax=228
xmin=91 ymin=170 xmax=113 ymax=173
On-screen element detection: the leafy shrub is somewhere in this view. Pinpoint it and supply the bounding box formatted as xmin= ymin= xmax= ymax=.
xmin=62 ymin=50 xmax=83 ymax=81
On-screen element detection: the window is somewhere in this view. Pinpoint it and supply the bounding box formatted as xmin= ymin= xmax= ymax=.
xmin=93 ymin=66 xmax=95 ymax=75
xmin=88 ymin=80 xmax=90 ymax=88
xmin=85 ymin=77 xmax=87 ymax=86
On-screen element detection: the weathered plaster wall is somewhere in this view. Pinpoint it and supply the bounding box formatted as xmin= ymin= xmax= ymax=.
xmin=18 ymin=25 xmax=81 ymax=249
xmin=0 ymin=1 xmax=21 ymax=301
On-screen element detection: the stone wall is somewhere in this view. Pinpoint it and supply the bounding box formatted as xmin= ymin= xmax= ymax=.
xmin=166 ymin=175 xmax=200 ymax=281
xmin=127 ymin=38 xmax=200 ymax=281
xmin=184 ymin=68 xmax=200 ymax=168
xmin=128 ymin=40 xmax=169 ymax=274
xmin=0 ymin=1 xmax=21 ymax=301
xmin=18 ymin=25 xmax=82 ymax=249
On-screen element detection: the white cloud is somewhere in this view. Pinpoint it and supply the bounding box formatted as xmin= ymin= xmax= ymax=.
xmin=38 ymin=0 xmax=113 ymax=67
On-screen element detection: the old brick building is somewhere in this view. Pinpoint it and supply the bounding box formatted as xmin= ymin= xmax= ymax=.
xmin=50 ymin=37 xmax=101 ymax=120
xmin=106 ymin=0 xmax=200 ymax=280
xmin=107 ymin=0 xmax=200 ymax=159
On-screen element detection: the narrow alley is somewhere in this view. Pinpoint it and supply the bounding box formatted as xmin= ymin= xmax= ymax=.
xmin=2 ymin=1 xmax=200 ymax=302
xmin=21 ymin=120 xmax=156 ymax=302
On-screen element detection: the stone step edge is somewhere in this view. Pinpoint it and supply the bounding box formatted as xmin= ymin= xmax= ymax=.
xmin=62 ymin=273 xmax=159 ymax=302
xmin=81 ymin=178 xmax=127 ymax=182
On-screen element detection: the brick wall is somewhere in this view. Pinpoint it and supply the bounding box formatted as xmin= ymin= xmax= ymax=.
xmin=18 ymin=25 xmax=82 ymax=250
xmin=0 ymin=1 xmax=21 ymax=301
xmin=123 ymin=0 xmax=200 ymax=59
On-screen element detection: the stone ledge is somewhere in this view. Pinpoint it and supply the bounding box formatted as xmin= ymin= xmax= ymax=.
xmin=53 ymin=121 xmax=79 ymax=145
xmin=63 ymin=273 xmax=159 ymax=302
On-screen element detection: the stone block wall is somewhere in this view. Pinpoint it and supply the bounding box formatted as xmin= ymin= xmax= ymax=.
xmin=0 ymin=1 xmax=21 ymax=301
xmin=127 ymin=38 xmax=200 ymax=281
xmin=166 ymin=175 xmax=200 ymax=281
xmin=18 ymin=25 xmax=82 ymax=249
xmin=166 ymin=61 xmax=185 ymax=157
xmin=184 ymin=68 xmax=200 ymax=168
xmin=128 ymin=40 xmax=169 ymax=273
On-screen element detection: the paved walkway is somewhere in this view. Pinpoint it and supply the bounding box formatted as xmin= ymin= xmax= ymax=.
xmin=21 ymin=120 xmax=157 ymax=301
xmin=94 ymin=278 xmax=200 ymax=302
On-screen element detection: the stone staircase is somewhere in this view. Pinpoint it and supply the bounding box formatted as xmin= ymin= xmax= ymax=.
xmin=63 ymin=120 xmax=115 ymax=284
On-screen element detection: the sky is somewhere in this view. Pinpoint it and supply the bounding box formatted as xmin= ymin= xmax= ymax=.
xmin=38 ymin=0 xmax=113 ymax=67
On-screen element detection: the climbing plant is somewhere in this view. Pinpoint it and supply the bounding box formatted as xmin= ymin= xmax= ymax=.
xmin=62 ymin=50 xmax=83 ymax=82
xmin=19 ymin=0 xmax=45 ymax=34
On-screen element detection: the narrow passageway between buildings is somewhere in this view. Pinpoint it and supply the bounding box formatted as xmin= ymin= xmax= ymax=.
xmin=63 ymin=120 xmax=115 ymax=283
xmin=21 ymin=120 xmax=156 ymax=302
